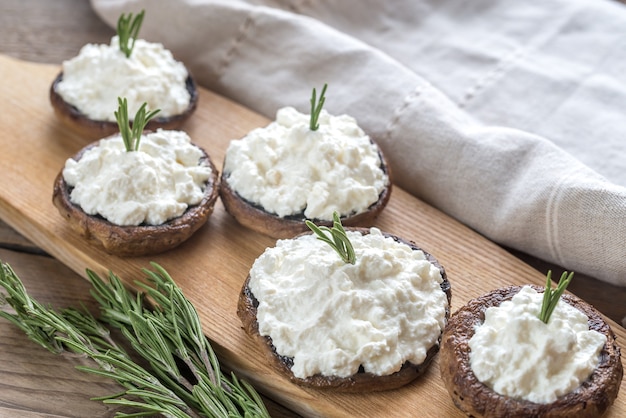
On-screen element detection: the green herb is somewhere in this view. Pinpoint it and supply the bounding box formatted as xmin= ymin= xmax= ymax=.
xmin=0 ymin=261 xmax=269 ymax=418
xmin=114 ymin=97 xmax=160 ymax=152
xmin=539 ymin=270 xmax=574 ymax=324
xmin=305 ymin=211 xmax=356 ymax=264
xmin=117 ymin=10 xmax=145 ymax=58
xmin=309 ymin=83 xmax=328 ymax=131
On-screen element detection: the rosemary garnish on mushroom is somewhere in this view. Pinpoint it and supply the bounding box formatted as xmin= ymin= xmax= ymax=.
xmin=0 ymin=261 xmax=269 ymax=417
xmin=539 ymin=270 xmax=574 ymax=323
xmin=117 ymin=9 xmax=145 ymax=58
xmin=309 ymin=83 xmax=328 ymax=131
xmin=114 ymin=97 xmax=160 ymax=152
xmin=305 ymin=211 xmax=356 ymax=264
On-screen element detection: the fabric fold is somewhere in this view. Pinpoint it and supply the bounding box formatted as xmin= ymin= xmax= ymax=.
xmin=91 ymin=0 xmax=626 ymax=287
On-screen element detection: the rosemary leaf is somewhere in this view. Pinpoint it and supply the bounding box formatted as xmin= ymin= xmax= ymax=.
xmin=539 ymin=270 xmax=574 ymax=323
xmin=306 ymin=211 xmax=356 ymax=264
xmin=117 ymin=10 xmax=145 ymax=58
xmin=114 ymin=97 xmax=160 ymax=152
xmin=309 ymin=83 xmax=328 ymax=131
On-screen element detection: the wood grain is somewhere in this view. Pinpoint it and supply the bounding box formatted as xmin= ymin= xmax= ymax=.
xmin=0 ymin=0 xmax=114 ymax=65
xmin=0 ymin=54 xmax=624 ymax=417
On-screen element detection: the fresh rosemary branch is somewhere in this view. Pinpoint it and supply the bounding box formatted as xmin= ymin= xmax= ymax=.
xmin=539 ymin=270 xmax=574 ymax=324
xmin=114 ymin=97 xmax=160 ymax=152
xmin=89 ymin=263 xmax=269 ymax=417
xmin=117 ymin=10 xmax=145 ymax=58
xmin=305 ymin=211 xmax=356 ymax=264
xmin=0 ymin=261 xmax=269 ymax=418
xmin=309 ymin=83 xmax=328 ymax=131
xmin=0 ymin=261 xmax=196 ymax=418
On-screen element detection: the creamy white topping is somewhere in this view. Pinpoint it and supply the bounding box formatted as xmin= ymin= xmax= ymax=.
xmin=223 ymin=107 xmax=389 ymax=220
xmin=56 ymin=36 xmax=190 ymax=121
xmin=248 ymin=228 xmax=448 ymax=379
xmin=469 ymin=286 xmax=606 ymax=404
xmin=62 ymin=129 xmax=211 ymax=226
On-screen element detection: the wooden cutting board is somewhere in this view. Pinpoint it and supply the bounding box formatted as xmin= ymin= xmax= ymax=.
xmin=0 ymin=54 xmax=624 ymax=417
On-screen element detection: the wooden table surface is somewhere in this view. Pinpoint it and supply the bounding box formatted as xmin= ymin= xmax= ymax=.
xmin=0 ymin=1 xmax=624 ymax=417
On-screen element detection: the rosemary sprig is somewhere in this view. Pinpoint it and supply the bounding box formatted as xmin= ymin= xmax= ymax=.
xmin=539 ymin=270 xmax=574 ymax=324
xmin=0 ymin=262 xmax=195 ymax=417
xmin=114 ymin=97 xmax=160 ymax=152
xmin=117 ymin=10 xmax=145 ymax=58
xmin=305 ymin=211 xmax=356 ymax=264
xmin=89 ymin=263 xmax=268 ymax=417
xmin=0 ymin=261 xmax=269 ymax=418
xmin=309 ymin=83 xmax=328 ymax=131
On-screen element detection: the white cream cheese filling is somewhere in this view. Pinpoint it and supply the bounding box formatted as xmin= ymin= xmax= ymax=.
xmin=248 ymin=228 xmax=448 ymax=379
xmin=62 ymin=129 xmax=211 ymax=226
xmin=469 ymin=286 xmax=606 ymax=404
xmin=56 ymin=36 xmax=190 ymax=121
xmin=223 ymin=107 xmax=389 ymax=221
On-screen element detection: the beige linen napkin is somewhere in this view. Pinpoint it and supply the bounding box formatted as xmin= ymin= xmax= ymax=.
xmin=91 ymin=0 xmax=626 ymax=289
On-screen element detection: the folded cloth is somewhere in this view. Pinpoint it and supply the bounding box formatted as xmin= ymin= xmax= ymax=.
xmin=91 ymin=0 xmax=626 ymax=287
